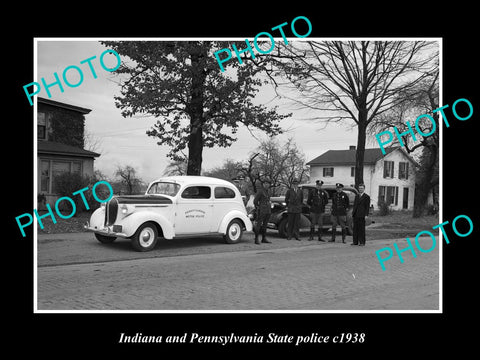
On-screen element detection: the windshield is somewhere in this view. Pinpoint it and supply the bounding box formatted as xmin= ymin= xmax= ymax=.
xmin=146 ymin=182 xmax=181 ymax=197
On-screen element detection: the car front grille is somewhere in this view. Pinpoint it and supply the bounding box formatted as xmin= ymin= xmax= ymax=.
xmin=105 ymin=198 xmax=118 ymax=226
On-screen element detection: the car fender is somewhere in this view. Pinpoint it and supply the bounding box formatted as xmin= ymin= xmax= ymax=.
xmin=269 ymin=210 xmax=311 ymax=228
xmin=118 ymin=211 xmax=175 ymax=239
xmin=88 ymin=207 xmax=105 ymax=229
xmin=299 ymin=213 xmax=311 ymax=228
xmin=269 ymin=210 xmax=287 ymax=226
xmin=218 ymin=210 xmax=253 ymax=234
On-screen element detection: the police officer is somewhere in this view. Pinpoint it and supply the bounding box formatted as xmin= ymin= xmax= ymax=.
xmin=285 ymin=179 xmax=303 ymax=240
xmin=307 ymin=180 xmax=329 ymax=241
xmin=253 ymin=182 xmax=272 ymax=244
xmin=352 ymin=183 xmax=371 ymax=246
xmin=330 ymin=183 xmax=349 ymax=243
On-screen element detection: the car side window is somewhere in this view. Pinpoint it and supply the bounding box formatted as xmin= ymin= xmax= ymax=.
xmin=181 ymin=186 xmax=211 ymax=199
xmin=214 ymin=187 xmax=236 ymax=199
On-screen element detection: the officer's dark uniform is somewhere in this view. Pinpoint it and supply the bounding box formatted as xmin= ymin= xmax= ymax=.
xmin=307 ymin=182 xmax=329 ymax=241
xmin=253 ymin=186 xmax=272 ymax=244
xmin=330 ymin=183 xmax=349 ymax=243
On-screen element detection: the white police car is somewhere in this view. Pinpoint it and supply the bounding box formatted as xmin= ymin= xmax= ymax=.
xmin=85 ymin=176 xmax=253 ymax=251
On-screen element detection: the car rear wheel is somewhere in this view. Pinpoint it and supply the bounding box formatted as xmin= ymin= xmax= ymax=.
xmin=95 ymin=233 xmax=117 ymax=244
xmin=224 ymin=219 xmax=243 ymax=244
xmin=346 ymin=216 xmax=353 ymax=235
xmin=131 ymin=222 xmax=158 ymax=252
xmin=278 ymin=217 xmax=288 ymax=238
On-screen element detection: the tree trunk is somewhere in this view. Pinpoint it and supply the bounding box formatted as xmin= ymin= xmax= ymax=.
xmin=186 ymin=49 xmax=206 ymax=175
xmin=354 ymin=115 xmax=367 ymax=188
xmin=187 ymin=126 xmax=203 ymax=175
xmin=413 ymin=145 xmax=438 ymax=217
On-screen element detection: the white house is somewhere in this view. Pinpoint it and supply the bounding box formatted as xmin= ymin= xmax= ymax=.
xmin=306 ymin=146 xmax=418 ymax=210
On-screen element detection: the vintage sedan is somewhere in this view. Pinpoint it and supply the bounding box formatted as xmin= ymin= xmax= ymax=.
xmin=85 ymin=176 xmax=253 ymax=251
xmin=267 ymin=183 xmax=373 ymax=237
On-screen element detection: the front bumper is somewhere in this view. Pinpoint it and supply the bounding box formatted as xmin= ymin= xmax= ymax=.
xmin=84 ymin=221 xmax=128 ymax=238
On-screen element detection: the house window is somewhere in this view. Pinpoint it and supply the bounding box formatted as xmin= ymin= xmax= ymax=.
xmin=399 ymin=162 xmax=409 ymax=180
xmin=40 ymin=160 xmax=50 ymax=192
xmin=72 ymin=162 xmax=81 ymax=174
xmin=383 ymin=161 xmax=394 ymax=178
xmin=38 ymin=112 xmax=46 ymax=140
xmin=323 ymin=167 xmax=334 ymax=177
xmin=378 ymin=185 xmax=398 ymax=205
xmin=40 ymin=159 xmax=82 ymax=194
xmin=350 ymin=167 xmax=355 ymax=177
xmin=403 ymin=187 xmax=409 ymax=209
xmin=51 ymin=161 xmax=72 ymax=194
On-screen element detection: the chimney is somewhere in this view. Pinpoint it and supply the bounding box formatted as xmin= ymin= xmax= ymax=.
xmin=349 ymin=145 xmax=356 ymax=150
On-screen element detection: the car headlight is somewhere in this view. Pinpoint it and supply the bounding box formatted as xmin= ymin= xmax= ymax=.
xmin=120 ymin=204 xmax=130 ymax=215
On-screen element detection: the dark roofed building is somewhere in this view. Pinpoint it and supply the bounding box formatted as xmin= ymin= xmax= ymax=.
xmin=37 ymin=141 xmax=100 ymax=159
xmin=37 ymin=97 xmax=100 ymax=207
xmin=307 ymin=146 xmax=418 ymax=210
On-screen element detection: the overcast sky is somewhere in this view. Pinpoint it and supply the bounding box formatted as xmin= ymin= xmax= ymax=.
xmin=36 ymin=39 xmax=366 ymax=184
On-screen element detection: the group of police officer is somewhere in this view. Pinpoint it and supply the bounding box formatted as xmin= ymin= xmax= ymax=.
xmin=253 ymin=180 xmax=371 ymax=246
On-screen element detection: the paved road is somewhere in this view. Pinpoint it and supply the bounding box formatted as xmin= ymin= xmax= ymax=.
xmin=36 ymin=232 xmax=440 ymax=311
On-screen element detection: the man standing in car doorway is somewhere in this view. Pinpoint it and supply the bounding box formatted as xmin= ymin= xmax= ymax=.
xmin=352 ymin=183 xmax=370 ymax=246
xmin=285 ymin=179 xmax=303 ymax=240
xmin=307 ymin=180 xmax=329 ymax=241
xmin=330 ymin=183 xmax=349 ymax=243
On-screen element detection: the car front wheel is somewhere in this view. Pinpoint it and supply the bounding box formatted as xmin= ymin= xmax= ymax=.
xmin=224 ymin=219 xmax=243 ymax=244
xmin=131 ymin=222 xmax=158 ymax=252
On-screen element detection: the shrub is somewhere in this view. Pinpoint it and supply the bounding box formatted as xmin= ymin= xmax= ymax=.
xmin=377 ymin=200 xmax=390 ymax=216
xmin=425 ymin=204 xmax=438 ymax=215
xmin=53 ymin=173 xmax=105 ymax=215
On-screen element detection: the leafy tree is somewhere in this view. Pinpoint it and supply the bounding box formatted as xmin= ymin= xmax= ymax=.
xmin=101 ymin=41 xmax=290 ymax=175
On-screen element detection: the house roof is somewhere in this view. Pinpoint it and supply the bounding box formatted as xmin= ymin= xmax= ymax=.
xmin=37 ymin=141 xmax=100 ymax=158
xmin=307 ymin=147 xmax=401 ymax=166
xmin=38 ymin=97 xmax=92 ymax=114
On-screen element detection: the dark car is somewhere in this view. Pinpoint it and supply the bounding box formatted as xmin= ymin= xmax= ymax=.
xmin=267 ymin=183 xmax=373 ymax=237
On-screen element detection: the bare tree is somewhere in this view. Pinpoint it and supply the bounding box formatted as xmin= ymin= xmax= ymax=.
xmin=84 ymin=129 xmax=104 ymax=154
xmin=203 ymin=159 xmax=243 ymax=181
xmin=115 ymin=165 xmax=142 ymax=195
xmin=163 ymin=158 xmax=188 ymax=176
xmin=238 ymin=138 xmax=308 ymax=196
xmin=258 ymin=40 xmax=438 ymax=187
